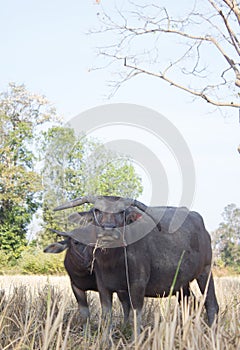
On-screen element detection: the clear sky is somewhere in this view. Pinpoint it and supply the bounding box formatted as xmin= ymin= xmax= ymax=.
xmin=0 ymin=0 xmax=239 ymax=232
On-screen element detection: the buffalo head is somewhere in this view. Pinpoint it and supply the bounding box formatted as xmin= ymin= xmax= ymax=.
xmin=44 ymin=235 xmax=93 ymax=269
xmin=53 ymin=196 xmax=161 ymax=247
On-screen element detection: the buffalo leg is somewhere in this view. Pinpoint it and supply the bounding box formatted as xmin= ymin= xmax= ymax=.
xmin=177 ymin=284 xmax=198 ymax=307
xmin=196 ymin=270 xmax=219 ymax=326
xmin=97 ymin=288 xmax=114 ymax=345
xmin=98 ymin=288 xmax=113 ymax=326
xmin=71 ymin=283 xmax=90 ymax=327
xmin=117 ymin=291 xmax=131 ymax=324
xmin=177 ymin=285 xmax=191 ymax=303
xmin=128 ymin=282 xmax=145 ymax=336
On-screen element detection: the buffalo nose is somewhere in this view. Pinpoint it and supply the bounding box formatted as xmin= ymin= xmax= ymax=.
xmin=97 ymin=228 xmax=121 ymax=241
xmin=103 ymin=223 xmax=117 ymax=230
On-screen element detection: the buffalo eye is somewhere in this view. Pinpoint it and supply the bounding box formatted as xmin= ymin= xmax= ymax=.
xmin=127 ymin=212 xmax=143 ymax=224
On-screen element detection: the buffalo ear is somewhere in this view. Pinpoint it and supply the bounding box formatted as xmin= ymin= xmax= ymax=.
xmin=126 ymin=211 xmax=143 ymax=224
xmin=43 ymin=241 xmax=68 ymax=254
xmin=68 ymin=211 xmax=93 ymax=225
xmin=124 ymin=210 xmax=159 ymax=245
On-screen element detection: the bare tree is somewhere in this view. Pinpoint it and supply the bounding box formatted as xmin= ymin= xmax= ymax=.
xmin=94 ymin=0 xmax=240 ymax=108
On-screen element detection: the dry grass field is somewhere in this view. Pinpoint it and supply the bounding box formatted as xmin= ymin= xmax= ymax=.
xmin=0 ymin=275 xmax=239 ymax=349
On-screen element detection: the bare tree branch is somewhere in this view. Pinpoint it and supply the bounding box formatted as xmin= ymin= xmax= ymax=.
xmin=124 ymin=58 xmax=239 ymax=107
xmin=209 ymin=0 xmax=240 ymax=55
xmin=93 ymin=0 xmax=240 ymax=108
xmin=223 ymin=0 xmax=240 ymax=24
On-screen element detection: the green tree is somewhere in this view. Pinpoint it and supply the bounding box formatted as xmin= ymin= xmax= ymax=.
xmin=221 ymin=242 xmax=240 ymax=272
xmin=39 ymin=126 xmax=143 ymax=243
xmin=0 ymin=83 xmax=57 ymax=257
xmin=212 ymin=204 xmax=240 ymax=271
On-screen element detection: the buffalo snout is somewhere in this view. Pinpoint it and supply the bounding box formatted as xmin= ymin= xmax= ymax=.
xmin=97 ymin=228 xmax=121 ymax=241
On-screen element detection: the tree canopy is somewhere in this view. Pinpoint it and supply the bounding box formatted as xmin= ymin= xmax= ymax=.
xmin=0 ymin=83 xmax=143 ymax=254
xmin=0 ymin=83 xmax=57 ymax=257
xmin=212 ymin=203 xmax=240 ymax=272
xmin=40 ymin=125 xmax=143 ymax=242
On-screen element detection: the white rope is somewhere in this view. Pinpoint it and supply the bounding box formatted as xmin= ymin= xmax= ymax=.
xmin=123 ymin=246 xmax=134 ymax=311
xmin=90 ymin=239 xmax=103 ymax=274
xmin=92 ymin=209 xmax=135 ymax=311
xmin=122 ymin=211 xmax=134 ymax=311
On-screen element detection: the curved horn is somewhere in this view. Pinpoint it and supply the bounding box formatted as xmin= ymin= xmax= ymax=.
xmin=54 ymin=195 xmax=98 ymax=211
xmin=132 ymin=199 xmax=148 ymax=212
xmin=54 ymin=195 xmax=131 ymax=212
xmin=54 ymin=195 xmax=162 ymax=231
xmin=105 ymin=196 xmax=161 ymax=231
xmin=114 ymin=197 xmax=148 ymax=212
xmin=49 ymin=228 xmax=70 ymax=237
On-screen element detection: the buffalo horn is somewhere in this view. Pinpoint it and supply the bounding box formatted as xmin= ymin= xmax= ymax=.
xmin=115 ymin=197 xmax=161 ymax=231
xmin=131 ymin=199 xmax=162 ymax=231
xmin=49 ymin=228 xmax=70 ymax=237
xmin=53 ymin=195 xmax=161 ymax=231
xmin=54 ymin=195 xmax=98 ymax=211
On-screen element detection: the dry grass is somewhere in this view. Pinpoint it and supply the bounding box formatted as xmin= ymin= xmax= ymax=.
xmin=0 ymin=276 xmax=239 ymax=349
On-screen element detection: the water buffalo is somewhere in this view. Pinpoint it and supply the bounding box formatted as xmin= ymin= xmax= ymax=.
xmin=43 ymin=237 xmax=131 ymax=328
xmin=53 ymin=195 xmax=219 ymax=333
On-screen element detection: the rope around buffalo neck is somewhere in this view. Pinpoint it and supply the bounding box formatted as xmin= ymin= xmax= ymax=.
xmin=122 ymin=211 xmax=135 ymax=312
xmin=92 ymin=208 xmax=135 ymax=311
xmin=90 ymin=239 xmax=102 ymax=274
xmin=124 ymin=246 xmax=134 ymax=311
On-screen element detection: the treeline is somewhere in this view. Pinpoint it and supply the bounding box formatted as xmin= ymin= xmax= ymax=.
xmin=0 ymin=83 xmax=239 ymax=274
xmin=0 ymin=83 xmax=142 ymax=267
xmin=211 ymin=204 xmax=240 ymax=274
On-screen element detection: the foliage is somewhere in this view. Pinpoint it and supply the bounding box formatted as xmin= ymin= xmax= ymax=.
xmin=39 ymin=126 xmax=143 ymax=244
xmin=0 ymin=213 xmax=27 ymax=259
xmin=0 ymin=249 xmax=16 ymax=273
xmin=221 ymin=242 xmax=240 ymax=273
xmin=18 ymin=247 xmax=66 ymax=274
xmin=212 ymin=204 xmax=240 ymax=272
xmin=0 ymin=247 xmax=65 ymax=275
xmin=0 ymin=83 xmax=58 ymax=257
xmin=0 ymin=83 xmax=143 ymax=261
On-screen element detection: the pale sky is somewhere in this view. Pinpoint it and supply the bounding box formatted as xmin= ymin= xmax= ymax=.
xmin=0 ymin=0 xmax=239 ymax=232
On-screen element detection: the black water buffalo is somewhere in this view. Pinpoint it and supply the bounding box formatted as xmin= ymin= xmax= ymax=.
xmin=44 ymin=237 xmax=131 ymax=328
xmin=53 ymin=195 xmax=219 ymax=332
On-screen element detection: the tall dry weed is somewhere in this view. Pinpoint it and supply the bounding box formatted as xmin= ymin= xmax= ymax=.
xmin=0 ymin=276 xmax=239 ymax=349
